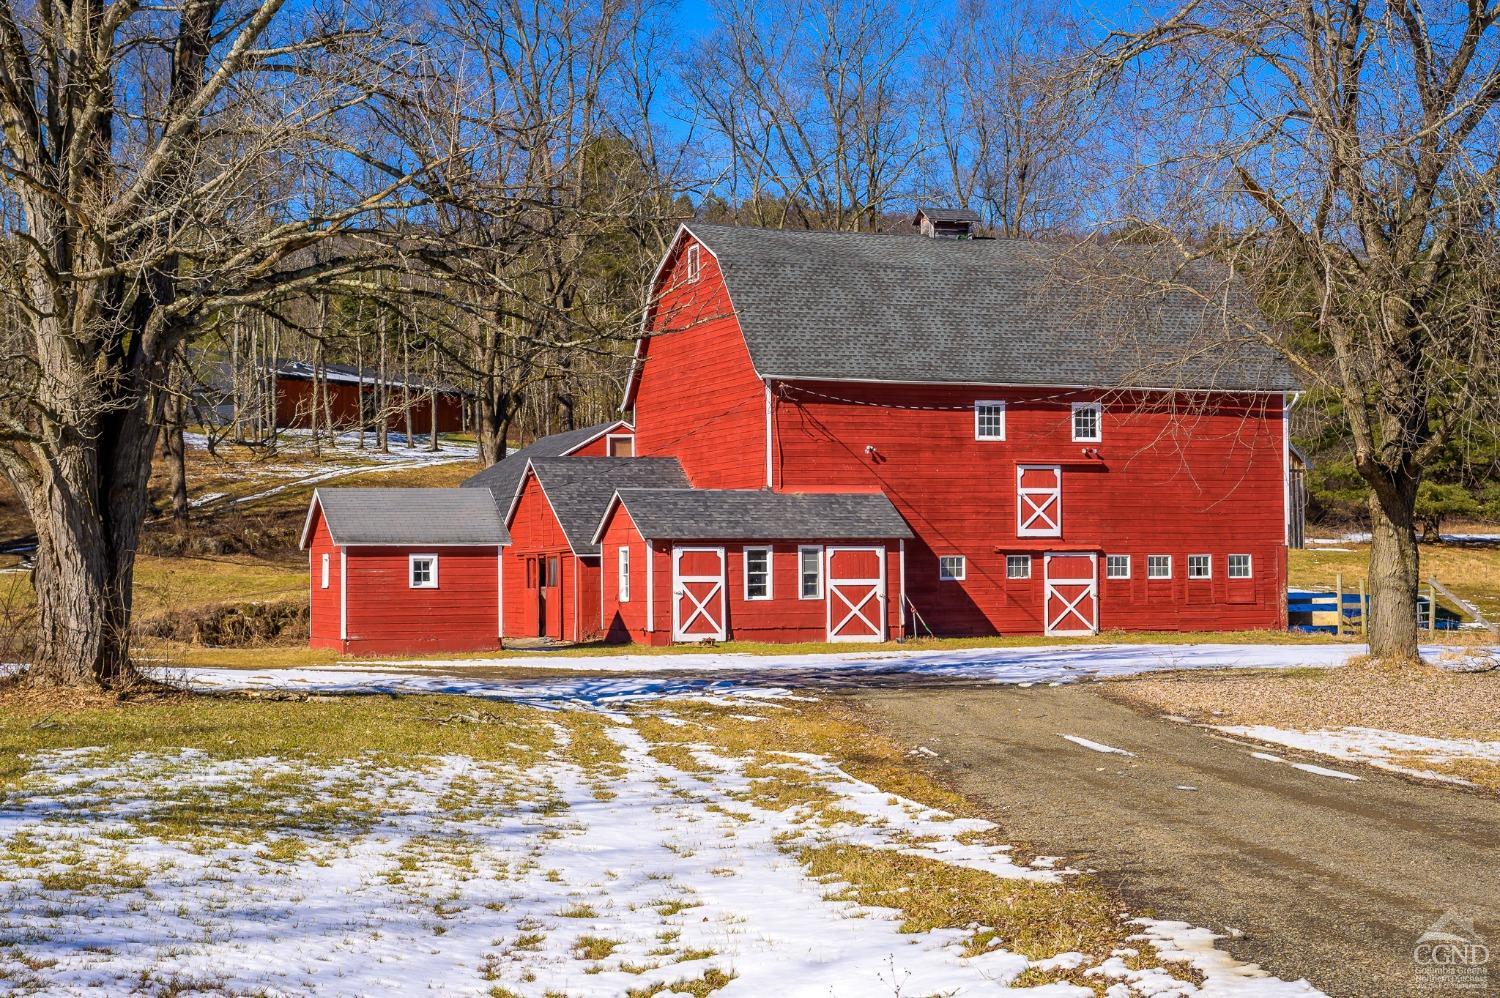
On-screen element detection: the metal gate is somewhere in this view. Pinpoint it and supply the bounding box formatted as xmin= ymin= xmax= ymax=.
xmin=826 ymin=547 xmax=886 ymax=642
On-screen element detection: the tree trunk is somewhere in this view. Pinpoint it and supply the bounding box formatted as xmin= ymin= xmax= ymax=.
xmin=165 ymin=387 xmax=189 ymax=528
xmin=1365 ymin=475 xmax=1422 ymax=662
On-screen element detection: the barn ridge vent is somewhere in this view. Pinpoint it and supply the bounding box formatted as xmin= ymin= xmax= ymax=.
xmin=913 ymin=205 xmax=980 ymax=239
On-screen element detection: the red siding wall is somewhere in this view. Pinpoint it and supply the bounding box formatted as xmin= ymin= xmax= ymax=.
xmin=773 ymin=381 xmax=1286 ymax=636
xmin=598 ymin=505 xmax=905 ymax=645
xmin=341 ymin=545 xmax=499 ymax=654
xmin=276 ymin=377 xmax=465 ymax=434
xmin=632 ymin=236 xmax=767 ymax=488
xmin=502 ymin=472 xmax=603 ymax=643
xmin=307 ymin=507 xmax=344 ymax=649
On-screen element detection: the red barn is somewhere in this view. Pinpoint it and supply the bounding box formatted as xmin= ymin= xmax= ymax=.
xmin=300 ymin=488 xmax=507 ymax=654
xmin=304 ymin=211 xmax=1299 ymax=651
xmin=272 ymin=361 xmax=467 ymax=435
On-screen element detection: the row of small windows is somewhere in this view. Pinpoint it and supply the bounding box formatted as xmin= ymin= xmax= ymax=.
xmin=937 ymin=552 xmax=1255 ymax=582
xmin=973 ymin=401 xmax=1102 ymax=443
xmin=615 ymin=545 xmax=827 ymax=602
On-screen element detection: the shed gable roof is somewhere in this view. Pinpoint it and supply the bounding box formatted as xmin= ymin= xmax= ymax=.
xmin=597 ymin=488 xmax=913 ymax=543
xmin=663 ymin=223 xmax=1296 ymax=393
xmin=520 ymin=457 xmax=688 ymax=556
xmin=302 ymin=488 xmax=509 ymax=548
xmin=461 ymin=421 xmax=632 ymax=508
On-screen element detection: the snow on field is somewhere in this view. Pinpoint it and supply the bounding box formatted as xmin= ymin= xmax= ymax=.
xmin=1308 ymin=531 xmax=1500 ymax=545
xmin=1221 ymin=725 xmax=1500 ymax=785
xmin=0 ymin=714 xmax=1323 ymax=996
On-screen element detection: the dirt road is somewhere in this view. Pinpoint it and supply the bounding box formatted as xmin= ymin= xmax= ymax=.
xmin=853 ymin=683 xmax=1500 ymax=998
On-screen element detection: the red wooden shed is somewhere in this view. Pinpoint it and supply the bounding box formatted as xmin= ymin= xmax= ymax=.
xmin=301 ymin=488 xmax=508 ymax=654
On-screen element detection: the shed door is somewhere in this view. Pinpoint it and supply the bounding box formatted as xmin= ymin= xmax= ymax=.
xmin=672 ymin=547 xmax=726 ymax=642
xmin=826 ymin=547 xmax=886 ymax=643
xmin=1017 ymin=465 xmax=1063 ymax=537
xmin=1044 ymin=553 xmax=1098 ymax=636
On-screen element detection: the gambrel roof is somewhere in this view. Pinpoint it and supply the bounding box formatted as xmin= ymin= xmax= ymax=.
xmin=595 ymin=488 xmax=912 ymax=544
xmin=515 ymin=457 xmax=688 ymax=556
xmin=663 ymin=223 xmax=1297 ymax=394
xmin=461 ymin=420 xmax=632 ymax=507
xmin=301 ymin=488 xmax=509 ymax=548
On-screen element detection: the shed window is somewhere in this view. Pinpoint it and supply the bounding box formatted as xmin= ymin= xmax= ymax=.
xmin=798 ymin=546 xmax=823 ymax=599
xmin=1188 ymin=554 xmax=1211 ymax=580
xmin=409 ymin=554 xmax=438 ymax=589
xmin=745 ymin=548 xmax=772 ymax=600
xmin=1228 ymin=553 xmax=1252 ymax=579
xmin=939 ymin=555 xmax=966 ymax=581
xmin=1072 ymin=402 xmax=1102 ymax=442
xmin=1106 ymin=554 xmax=1130 ymax=579
xmin=974 ymin=401 xmax=1006 ymax=440
xmin=320 ymin=553 xmax=330 ymax=589
xmin=1006 ymin=554 xmax=1031 ymax=579
xmin=686 ymin=244 xmax=701 ymax=283
xmin=618 ymin=547 xmax=631 ymax=602
xmin=1147 ymin=554 xmax=1172 ymax=579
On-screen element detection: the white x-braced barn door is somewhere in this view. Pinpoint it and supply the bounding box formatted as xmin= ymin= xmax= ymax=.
xmin=826 ymin=547 xmax=886 ymax=642
xmin=1044 ymin=553 xmax=1098 ymax=636
xmin=1017 ymin=465 xmax=1063 ymax=537
xmin=672 ymin=547 xmax=727 ymax=642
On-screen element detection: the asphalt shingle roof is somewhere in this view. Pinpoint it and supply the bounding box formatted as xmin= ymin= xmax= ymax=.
xmin=461 ymin=422 xmax=626 ymax=509
xmin=526 ymin=458 xmax=689 ymax=555
xmin=602 ymin=488 xmax=912 ymax=542
xmin=310 ymin=488 xmax=509 ymax=546
xmin=685 ymin=223 xmax=1298 ymax=392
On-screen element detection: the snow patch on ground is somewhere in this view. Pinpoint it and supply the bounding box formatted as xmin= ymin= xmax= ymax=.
xmin=1059 ymin=734 xmax=1135 ymax=757
xmin=1220 ymin=725 xmax=1500 ymax=785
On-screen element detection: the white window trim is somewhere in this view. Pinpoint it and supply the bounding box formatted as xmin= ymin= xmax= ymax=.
xmin=974 ymin=400 xmax=1006 ymax=441
xmin=798 ymin=545 xmax=824 ymax=600
xmin=605 ymin=433 xmax=633 ymax=457
xmin=938 ymin=555 xmax=966 ymax=582
xmin=686 ymin=244 xmax=701 ymax=283
xmin=1071 ymin=401 xmax=1103 ymax=442
xmin=409 ymin=553 xmax=439 ymax=589
xmin=744 ymin=547 xmax=773 ymax=600
xmin=1006 ymin=554 xmax=1031 ymax=579
xmin=1016 ymin=465 xmax=1063 ymax=538
xmin=320 ymin=553 xmax=330 ymax=589
xmin=1228 ymin=553 xmax=1253 ymax=579
xmin=1188 ymin=554 xmax=1212 ymax=580
xmin=1147 ymin=554 xmax=1172 ymax=579
xmin=1106 ymin=554 xmax=1131 ymax=580
xmin=618 ymin=546 xmax=631 ymax=602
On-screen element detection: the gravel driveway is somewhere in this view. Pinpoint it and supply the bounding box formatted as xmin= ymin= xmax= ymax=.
xmin=851 ymin=682 xmax=1500 ymax=998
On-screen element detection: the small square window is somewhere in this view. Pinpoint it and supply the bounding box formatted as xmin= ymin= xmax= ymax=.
xmin=745 ymin=548 xmax=772 ymax=600
xmin=1006 ymin=554 xmax=1031 ymax=579
xmin=799 ymin=546 xmax=823 ymax=599
xmin=1106 ymin=554 xmax=1130 ymax=579
xmin=974 ymin=401 xmax=1006 ymax=441
xmin=939 ymin=555 xmax=966 ymax=581
xmin=618 ymin=547 xmax=631 ymax=602
xmin=1147 ymin=554 xmax=1172 ymax=579
xmin=1228 ymin=554 xmax=1252 ymax=579
xmin=686 ymin=244 xmax=701 ymax=283
xmin=1072 ymin=402 xmax=1102 ymax=442
xmin=409 ymin=554 xmax=438 ymax=589
xmin=320 ymin=553 xmax=330 ymax=589
xmin=1188 ymin=554 xmax=1211 ymax=580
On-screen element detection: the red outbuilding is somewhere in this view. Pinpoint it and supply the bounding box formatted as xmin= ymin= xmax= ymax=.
xmin=273 ymin=360 xmax=468 ymax=435
xmin=300 ymin=488 xmax=507 ymax=654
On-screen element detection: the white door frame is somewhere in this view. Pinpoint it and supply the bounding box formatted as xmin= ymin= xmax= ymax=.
xmin=1017 ymin=465 xmax=1063 ymax=537
xmin=826 ymin=546 xmax=887 ymax=643
xmin=672 ymin=546 xmax=727 ymax=641
xmin=1043 ymin=552 xmax=1098 ymax=636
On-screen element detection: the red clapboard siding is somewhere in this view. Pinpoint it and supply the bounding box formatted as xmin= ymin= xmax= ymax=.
xmin=632 ymin=235 xmax=766 ymax=488
xmin=341 ymin=545 xmax=499 ymax=654
xmin=307 ymin=506 xmax=344 ymax=650
xmin=502 ymin=471 xmax=603 ymax=643
xmin=598 ymin=502 xmax=906 ymax=644
xmin=275 ymin=376 xmax=465 ymax=433
xmin=773 ymin=381 xmax=1286 ymax=635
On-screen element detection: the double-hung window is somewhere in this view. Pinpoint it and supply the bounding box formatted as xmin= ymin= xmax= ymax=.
xmin=974 ymin=401 xmax=1006 ymax=440
xmin=618 ymin=547 xmax=631 ymax=602
xmin=1072 ymin=402 xmax=1102 ymax=442
xmin=1147 ymin=554 xmax=1172 ymax=579
xmin=320 ymin=553 xmax=330 ymax=589
xmin=1228 ymin=553 xmax=1252 ymax=579
xmin=409 ymin=554 xmax=438 ymax=589
xmin=798 ymin=546 xmax=823 ymax=599
xmin=1188 ymin=554 xmax=1212 ymax=580
xmin=745 ymin=547 xmax=772 ymax=600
